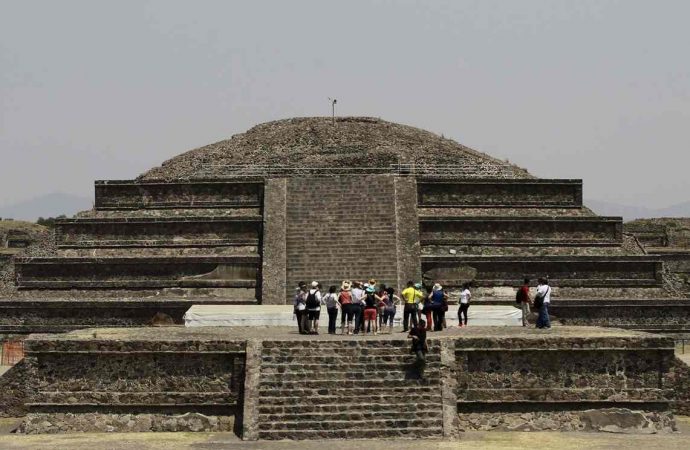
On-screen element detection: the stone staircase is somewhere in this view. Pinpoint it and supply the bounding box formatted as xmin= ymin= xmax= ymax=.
xmin=254 ymin=340 xmax=444 ymax=439
xmin=285 ymin=175 xmax=399 ymax=296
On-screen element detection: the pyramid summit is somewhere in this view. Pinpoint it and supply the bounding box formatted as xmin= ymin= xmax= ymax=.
xmin=141 ymin=117 xmax=532 ymax=180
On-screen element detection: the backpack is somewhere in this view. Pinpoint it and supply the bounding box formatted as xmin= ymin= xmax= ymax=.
xmin=306 ymin=291 xmax=319 ymax=309
xmin=515 ymin=289 xmax=522 ymax=304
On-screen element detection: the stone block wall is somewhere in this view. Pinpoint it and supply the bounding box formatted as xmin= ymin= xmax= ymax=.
xmin=19 ymin=329 xmax=246 ymax=433
xmin=420 ymin=217 xmax=622 ymax=246
xmin=55 ymin=217 xmax=261 ymax=249
xmin=417 ymin=179 xmax=582 ymax=207
xmin=14 ymin=256 xmax=259 ymax=290
xmin=285 ymin=175 xmax=399 ymax=296
xmin=422 ymin=256 xmax=663 ymax=288
xmin=94 ymin=180 xmax=263 ymax=209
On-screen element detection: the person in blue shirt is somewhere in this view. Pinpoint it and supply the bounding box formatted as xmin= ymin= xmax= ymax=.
xmin=427 ymin=283 xmax=448 ymax=332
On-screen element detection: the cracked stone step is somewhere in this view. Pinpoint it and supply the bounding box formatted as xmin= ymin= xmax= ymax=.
xmin=258 ymin=402 xmax=441 ymax=414
xmin=258 ymin=418 xmax=443 ymax=431
xmin=258 ymin=410 xmax=443 ymax=422
xmin=259 ymin=378 xmax=441 ymax=390
xmin=258 ymin=391 xmax=442 ymax=405
xmin=257 ymin=426 xmax=444 ymax=440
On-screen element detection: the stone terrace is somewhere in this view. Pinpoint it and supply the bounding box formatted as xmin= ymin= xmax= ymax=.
xmin=12 ymin=326 xmax=688 ymax=437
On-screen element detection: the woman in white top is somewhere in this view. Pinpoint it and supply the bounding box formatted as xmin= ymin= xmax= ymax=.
xmin=458 ymin=283 xmax=471 ymax=327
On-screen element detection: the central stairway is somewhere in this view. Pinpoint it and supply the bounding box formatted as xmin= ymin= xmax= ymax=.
xmin=255 ymin=339 xmax=444 ymax=440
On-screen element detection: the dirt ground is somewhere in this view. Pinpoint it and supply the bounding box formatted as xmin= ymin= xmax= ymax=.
xmin=1 ymin=416 xmax=689 ymax=450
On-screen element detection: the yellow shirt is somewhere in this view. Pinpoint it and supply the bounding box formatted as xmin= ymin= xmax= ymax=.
xmin=402 ymin=287 xmax=423 ymax=304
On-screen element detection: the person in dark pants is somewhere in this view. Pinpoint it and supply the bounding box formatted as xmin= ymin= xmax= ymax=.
xmin=428 ymin=283 xmax=448 ymax=332
xmin=458 ymin=283 xmax=471 ymax=327
xmin=535 ymin=277 xmax=552 ymax=329
xmin=401 ymin=281 xmax=422 ymax=332
xmin=350 ymin=281 xmax=365 ymax=334
xmin=293 ymin=281 xmax=307 ymax=334
xmin=338 ymin=280 xmax=354 ymax=334
xmin=408 ymin=319 xmax=428 ymax=380
xmin=323 ymin=285 xmax=339 ymax=334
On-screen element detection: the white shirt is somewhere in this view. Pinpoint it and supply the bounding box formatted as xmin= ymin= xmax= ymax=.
xmin=351 ymin=287 xmax=365 ymax=305
xmin=536 ymin=284 xmax=551 ymax=304
xmin=306 ymin=289 xmax=322 ymax=310
xmin=459 ymin=289 xmax=471 ymax=304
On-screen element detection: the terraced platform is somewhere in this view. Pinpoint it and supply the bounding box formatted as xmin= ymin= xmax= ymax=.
xmin=13 ymin=326 xmax=685 ymax=437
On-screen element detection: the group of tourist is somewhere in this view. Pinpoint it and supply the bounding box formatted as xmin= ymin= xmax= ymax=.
xmin=292 ymin=278 xmax=477 ymax=335
xmin=293 ymin=276 xmax=553 ymax=335
xmin=516 ymin=277 xmax=552 ymax=328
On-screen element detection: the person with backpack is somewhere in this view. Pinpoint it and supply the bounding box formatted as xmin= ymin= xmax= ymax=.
xmin=516 ymin=278 xmax=531 ymax=327
xmin=535 ymin=277 xmax=552 ymax=329
xmin=428 ymin=283 xmax=448 ymax=332
xmin=338 ymin=280 xmax=354 ymax=334
xmin=363 ymin=286 xmax=381 ymax=335
xmin=458 ymin=283 xmax=471 ymax=327
xmin=293 ymin=281 xmax=308 ymax=334
xmin=323 ymin=285 xmax=340 ymax=335
xmin=305 ymin=281 xmax=322 ymax=334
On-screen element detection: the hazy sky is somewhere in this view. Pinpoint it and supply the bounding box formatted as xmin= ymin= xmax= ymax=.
xmin=1 ymin=0 xmax=689 ymax=208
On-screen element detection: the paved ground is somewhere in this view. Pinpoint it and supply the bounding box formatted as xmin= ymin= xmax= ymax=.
xmin=28 ymin=324 xmax=663 ymax=342
xmin=1 ymin=417 xmax=690 ymax=450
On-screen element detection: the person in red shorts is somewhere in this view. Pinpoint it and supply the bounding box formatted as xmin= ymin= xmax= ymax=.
xmin=363 ymin=286 xmax=381 ymax=335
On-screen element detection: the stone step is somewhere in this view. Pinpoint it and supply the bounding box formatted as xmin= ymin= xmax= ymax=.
xmin=258 ymin=418 xmax=442 ymax=432
xmin=258 ymin=386 xmax=441 ymax=402
xmin=261 ymin=355 xmax=441 ymax=365
xmin=261 ymin=342 xmax=438 ymax=350
xmin=257 ymin=427 xmax=443 ymax=440
xmin=259 ymin=378 xmax=441 ymax=390
xmin=260 ymin=361 xmax=439 ymax=372
xmin=258 ymin=402 xmax=441 ymax=414
xmin=258 ymin=409 xmax=443 ymax=423
xmin=259 ymin=369 xmax=441 ymax=382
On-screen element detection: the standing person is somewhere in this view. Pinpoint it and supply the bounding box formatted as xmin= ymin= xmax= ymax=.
xmin=323 ymin=285 xmax=339 ymax=335
xmin=458 ymin=283 xmax=471 ymax=327
xmin=293 ymin=282 xmax=308 ymax=334
xmin=422 ymin=284 xmax=433 ymax=331
xmin=305 ymin=281 xmax=322 ymax=334
xmin=428 ymin=283 xmax=448 ymax=332
xmin=381 ymin=287 xmax=400 ymax=334
xmin=351 ymin=281 xmax=365 ymax=335
xmin=363 ymin=286 xmax=380 ymax=335
xmin=339 ymin=280 xmax=354 ymax=334
xmin=401 ymin=281 xmax=422 ymax=332
xmin=408 ymin=319 xmax=428 ymax=380
xmin=516 ymin=278 xmax=531 ymax=327
xmin=535 ymin=278 xmax=552 ymax=329
xmin=377 ymin=283 xmax=387 ymax=329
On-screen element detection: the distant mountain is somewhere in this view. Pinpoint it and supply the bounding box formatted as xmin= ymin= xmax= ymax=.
xmin=586 ymin=198 xmax=690 ymax=221
xmin=0 ymin=193 xmax=92 ymax=222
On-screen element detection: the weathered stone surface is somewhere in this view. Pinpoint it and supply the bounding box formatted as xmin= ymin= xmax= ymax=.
xmin=457 ymin=409 xmax=675 ymax=433
xmin=19 ymin=412 xmax=234 ymax=433
xmin=261 ymin=178 xmax=287 ymax=305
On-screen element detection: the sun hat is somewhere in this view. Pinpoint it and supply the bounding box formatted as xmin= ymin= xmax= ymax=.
xmin=433 ymin=283 xmax=442 ymax=291
xmin=341 ymin=280 xmax=352 ymax=290
xmin=311 ymin=281 xmax=319 ymax=288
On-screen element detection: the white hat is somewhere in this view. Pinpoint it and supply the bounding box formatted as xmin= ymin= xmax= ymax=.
xmin=311 ymin=281 xmax=319 ymax=288
xmin=433 ymin=283 xmax=442 ymax=291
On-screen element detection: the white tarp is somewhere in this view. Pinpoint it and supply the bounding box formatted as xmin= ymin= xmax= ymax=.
xmin=184 ymin=304 xmax=522 ymax=327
